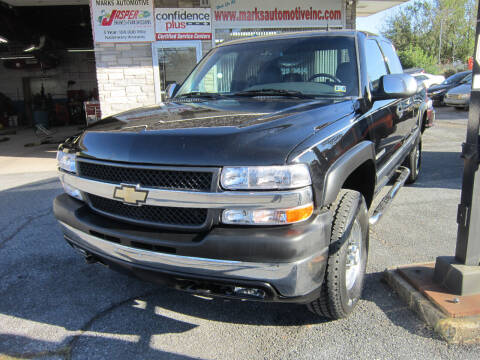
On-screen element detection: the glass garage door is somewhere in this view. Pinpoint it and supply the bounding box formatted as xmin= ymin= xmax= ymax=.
xmin=152 ymin=41 xmax=202 ymax=103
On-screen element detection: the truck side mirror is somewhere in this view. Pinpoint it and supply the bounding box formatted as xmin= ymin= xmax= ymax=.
xmin=165 ymin=83 xmax=178 ymax=99
xmin=374 ymin=74 xmax=417 ymax=101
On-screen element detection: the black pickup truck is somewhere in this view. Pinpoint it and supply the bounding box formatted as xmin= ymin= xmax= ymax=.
xmin=54 ymin=31 xmax=423 ymax=319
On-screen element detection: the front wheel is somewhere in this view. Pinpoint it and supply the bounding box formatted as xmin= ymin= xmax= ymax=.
xmin=307 ymin=190 xmax=369 ymax=319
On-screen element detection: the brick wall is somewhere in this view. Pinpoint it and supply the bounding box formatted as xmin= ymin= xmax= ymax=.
xmin=94 ymin=0 xmax=210 ymax=118
xmin=94 ymin=43 xmax=155 ymax=117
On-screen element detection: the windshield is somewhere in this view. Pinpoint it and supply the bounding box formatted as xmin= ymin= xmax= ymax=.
xmin=175 ymin=36 xmax=359 ymax=98
xmin=443 ymin=72 xmax=470 ymax=85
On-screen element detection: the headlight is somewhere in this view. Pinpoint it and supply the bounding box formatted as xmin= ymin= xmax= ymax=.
xmin=220 ymin=164 xmax=311 ymax=190
xmin=57 ymin=150 xmax=82 ymax=200
xmin=459 ymin=93 xmax=470 ymax=99
xmin=56 ymin=150 xmax=76 ymax=173
xmin=222 ymin=203 xmax=314 ymax=225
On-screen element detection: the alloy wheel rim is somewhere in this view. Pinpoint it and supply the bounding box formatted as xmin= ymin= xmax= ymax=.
xmin=345 ymin=220 xmax=363 ymax=291
xmin=415 ymin=143 xmax=421 ymax=175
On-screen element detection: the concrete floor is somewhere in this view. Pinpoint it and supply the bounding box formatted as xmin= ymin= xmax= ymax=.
xmin=0 ymin=126 xmax=81 ymax=191
xmin=0 ymin=108 xmax=479 ymax=359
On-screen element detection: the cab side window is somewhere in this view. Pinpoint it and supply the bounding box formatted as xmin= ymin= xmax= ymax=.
xmin=365 ymin=39 xmax=388 ymax=92
xmin=379 ymin=41 xmax=403 ymax=74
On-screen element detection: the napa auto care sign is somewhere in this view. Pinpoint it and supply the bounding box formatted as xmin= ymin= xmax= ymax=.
xmin=91 ymin=0 xmax=155 ymax=42
xmin=155 ymin=8 xmax=212 ymax=41
xmin=211 ymin=0 xmax=344 ymax=29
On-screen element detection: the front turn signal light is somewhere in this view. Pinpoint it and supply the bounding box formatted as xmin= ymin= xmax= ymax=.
xmin=285 ymin=203 xmax=314 ymax=223
xmin=222 ymin=203 xmax=314 ymax=225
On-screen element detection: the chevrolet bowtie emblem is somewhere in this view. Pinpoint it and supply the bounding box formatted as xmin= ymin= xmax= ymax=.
xmin=113 ymin=184 xmax=148 ymax=205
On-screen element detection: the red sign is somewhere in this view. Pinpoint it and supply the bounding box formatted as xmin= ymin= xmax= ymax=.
xmin=156 ymin=33 xmax=212 ymax=40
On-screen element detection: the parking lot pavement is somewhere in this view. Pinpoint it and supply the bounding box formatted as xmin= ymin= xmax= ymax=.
xmin=1 ymin=107 xmax=480 ymax=359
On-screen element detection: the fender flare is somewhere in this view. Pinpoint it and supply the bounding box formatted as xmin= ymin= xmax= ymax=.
xmin=322 ymin=141 xmax=376 ymax=206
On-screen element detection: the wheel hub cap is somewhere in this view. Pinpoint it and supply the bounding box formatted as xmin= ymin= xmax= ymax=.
xmin=415 ymin=143 xmax=421 ymax=174
xmin=345 ymin=220 xmax=362 ymax=291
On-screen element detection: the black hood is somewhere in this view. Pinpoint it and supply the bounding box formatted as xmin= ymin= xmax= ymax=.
xmin=73 ymin=98 xmax=355 ymax=166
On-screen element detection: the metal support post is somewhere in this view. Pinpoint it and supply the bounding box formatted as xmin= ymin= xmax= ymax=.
xmin=433 ymin=2 xmax=480 ymax=296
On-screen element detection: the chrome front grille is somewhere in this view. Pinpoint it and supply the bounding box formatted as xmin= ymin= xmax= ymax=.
xmin=76 ymin=159 xmax=218 ymax=229
xmin=77 ymin=160 xmax=213 ymax=191
xmin=86 ymin=194 xmax=209 ymax=228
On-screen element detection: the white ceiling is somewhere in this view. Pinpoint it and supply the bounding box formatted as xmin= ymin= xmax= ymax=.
xmin=357 ymin=0 xmax=408 ymax=17
xmin=2 ymin=0 xmax=88 ymax=6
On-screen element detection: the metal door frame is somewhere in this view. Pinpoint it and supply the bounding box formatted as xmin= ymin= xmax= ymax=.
xmin=152 ymin=40 xmax=202 ymax=103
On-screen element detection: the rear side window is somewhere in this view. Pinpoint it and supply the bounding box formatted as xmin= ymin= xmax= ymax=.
xmin=463 ymin=73 xmax=472 ymax=83
xmin=379 ymin=41 xmax=403 ymax=74
xmin=365 ymin=39 xmax=388 ymax=91
xmin=415 ymin=75 xmax=428 ymax=81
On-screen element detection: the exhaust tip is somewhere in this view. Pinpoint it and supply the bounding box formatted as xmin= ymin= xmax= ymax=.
xmin=84 ymin=254 xmax=98 ymax=264
xmin=65 ymin=238 xmax=100 ymax=264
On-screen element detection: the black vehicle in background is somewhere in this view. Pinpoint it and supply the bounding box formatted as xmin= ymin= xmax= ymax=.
xmin=428 ymin=70 xmax=472 ymax=105
xmin=54 ymin=31 xmax=425 ymax=320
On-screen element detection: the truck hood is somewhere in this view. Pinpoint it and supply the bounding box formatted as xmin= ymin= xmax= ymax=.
xmin=74 ymin=98 xmax=355 ymax=166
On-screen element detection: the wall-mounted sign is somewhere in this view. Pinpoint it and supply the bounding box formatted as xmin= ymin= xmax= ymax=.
xmin=211 ymin=0 xmax=343 ymax=29
xmin=155 ymin=8 xmax=212 ymax=41
xmin=90 ymin=0 xmax=155 ymax=43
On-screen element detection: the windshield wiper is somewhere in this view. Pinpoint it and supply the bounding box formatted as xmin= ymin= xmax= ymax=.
xmin=176 ymin=92 xmax=225 ymax=99
xmin=231 ymin=89 xmax=315 ymax=99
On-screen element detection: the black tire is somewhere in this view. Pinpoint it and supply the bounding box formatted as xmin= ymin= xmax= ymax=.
xmin=307 ymin=190 xmax=369 ymax=319
xmin=403 ymin=137 xmax=422 ymax=184
xmin=421 ymin=114 xmax=427 ymax=133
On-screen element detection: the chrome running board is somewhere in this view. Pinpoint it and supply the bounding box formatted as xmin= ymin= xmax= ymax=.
xmin=369 ymin=166 xmax=411 ymax=226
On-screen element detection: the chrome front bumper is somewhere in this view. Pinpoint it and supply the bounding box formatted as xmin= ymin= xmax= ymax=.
xmin=59 ymin=221 xmax=328 ymax=298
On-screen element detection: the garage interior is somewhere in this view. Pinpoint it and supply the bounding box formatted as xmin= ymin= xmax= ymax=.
xmin=0 ymin=0 xmax=98 ymax=131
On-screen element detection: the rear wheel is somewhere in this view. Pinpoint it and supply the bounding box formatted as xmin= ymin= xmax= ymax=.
xmin=307 ymin=190 xmax=369 ymax=319
xmin=404 ymin=137 xmax=422 ymax=184
xmin=421 ymin=114 xmax=427 ymax=133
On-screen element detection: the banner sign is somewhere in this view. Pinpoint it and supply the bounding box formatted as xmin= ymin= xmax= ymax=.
xmin=211 ymin=0 xmax=343 ymax=29
xmin=155 ymin=8 xmax=212 ymax=41
xmin=91 ymin=0 xmax=155 ymax=43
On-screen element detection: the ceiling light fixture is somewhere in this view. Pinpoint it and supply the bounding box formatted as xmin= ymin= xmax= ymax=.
xmin=67 ymin=48 xmax=95 ymax=52
xmin=23 ymin=36 xmax=46 ymax=53
xmin=0 ymin=36 xmax=8 ymax=43
xmin=0 ymin=56 xmax=35 ymax=60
